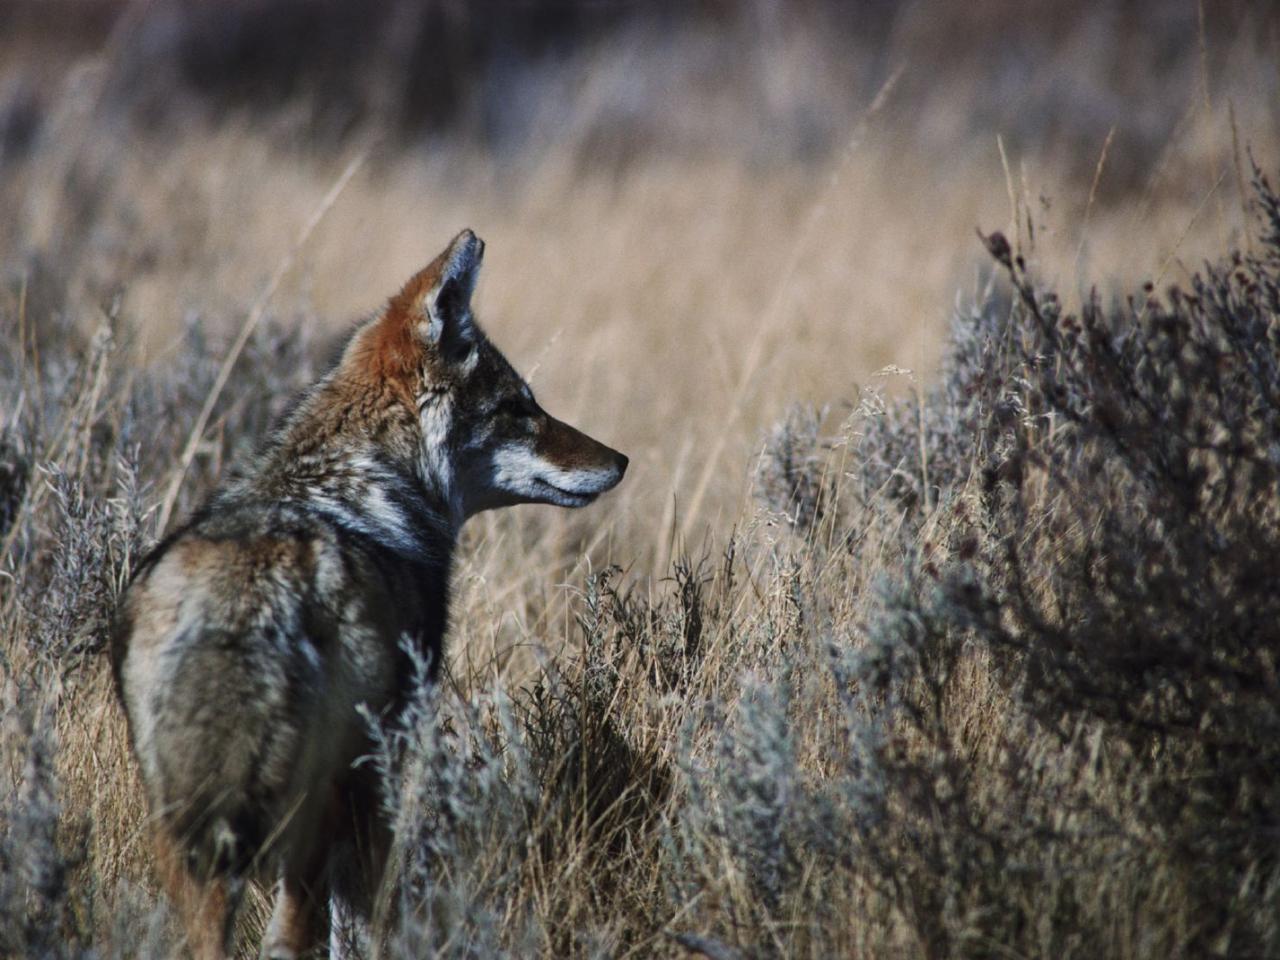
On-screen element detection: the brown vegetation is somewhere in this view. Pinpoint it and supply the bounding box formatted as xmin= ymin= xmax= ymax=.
xmin=3 ymin=2 xmax=1280 ymax=957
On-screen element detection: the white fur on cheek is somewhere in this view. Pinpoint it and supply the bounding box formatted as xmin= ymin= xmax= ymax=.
xmin=418 ymin=394 xmax=461 ymax=524
xmin=489 ymin=445 xmax=620 ymax=499
xmin=531 ymin=461 xmax=621 ymax=494
xmin=490 ymin=445 xmax=544 ymax=491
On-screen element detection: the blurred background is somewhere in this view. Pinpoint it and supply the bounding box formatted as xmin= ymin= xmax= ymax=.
xmin=1 ymin=0 xmax=1278 ymax=565
xmin=6 ymin=6 xmax=1280 ymax=954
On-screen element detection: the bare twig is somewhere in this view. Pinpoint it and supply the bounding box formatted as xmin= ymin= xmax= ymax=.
xmin=1197 ymin=0 xmax=1227 ymax=250
xmin=155 ymin=150 xmax=368 ymax=533
xmin=1145 ymin=167 xmax=1229 ymax=313
xmin=997 ymin=134 xmax=1020 ymax=254
xmin=668 ymin=931 xmax=745 ymax=960
xmin=680 ymin=63 xmax=905 ymax=540
xmin=1229 ymin=100 xmax=1254 ymax=255
xmin=1074 ymin=124 xmax=1116 ymax=286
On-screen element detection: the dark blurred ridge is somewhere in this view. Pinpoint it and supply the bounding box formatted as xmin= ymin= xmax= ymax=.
xmin=1 ymin=0 xmax=1275 ymax=171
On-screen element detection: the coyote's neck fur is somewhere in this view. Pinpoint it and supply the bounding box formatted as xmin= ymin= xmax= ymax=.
xmin=225 ymin=361 xmax=462 ymax=565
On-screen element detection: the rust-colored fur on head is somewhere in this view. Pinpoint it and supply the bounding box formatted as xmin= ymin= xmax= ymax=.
xmin=345 ymin=230 xmax=486 ymax=413
xmin=349 ymin=309 xmax=421 ymax=407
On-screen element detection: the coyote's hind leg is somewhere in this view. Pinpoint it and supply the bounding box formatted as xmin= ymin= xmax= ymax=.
xmin=155 ymin=832 xmax=241 ymax=960
xmin=260 ymin=805 xmax=334 ymax=960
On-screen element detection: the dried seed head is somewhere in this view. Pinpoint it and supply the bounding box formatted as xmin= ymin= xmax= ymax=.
xmin=981 ymin=230 xmax=1013 ymax=269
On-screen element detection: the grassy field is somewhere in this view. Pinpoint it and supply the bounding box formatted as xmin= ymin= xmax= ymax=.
xmin=3 ymin=2 xmax=1280 ymax=956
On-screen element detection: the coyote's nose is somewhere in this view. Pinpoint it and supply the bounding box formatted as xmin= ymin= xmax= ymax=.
xmin=615 ymin=452 xmax=629 ymax=477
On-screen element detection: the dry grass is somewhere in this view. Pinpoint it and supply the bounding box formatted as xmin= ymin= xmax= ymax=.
xmin=3 ymin=2 xmax=1280 ymax=957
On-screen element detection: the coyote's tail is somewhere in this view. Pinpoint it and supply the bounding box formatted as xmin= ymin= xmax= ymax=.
xmin=182 ymin=809 xmax=262 ymax=885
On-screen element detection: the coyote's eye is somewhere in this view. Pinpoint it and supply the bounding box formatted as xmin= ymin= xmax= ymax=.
xmin=498 ymin=397 xmax=536 ymax=419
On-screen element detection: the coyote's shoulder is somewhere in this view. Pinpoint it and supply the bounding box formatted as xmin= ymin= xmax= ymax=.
xmin=113 ymin=230 xmax=627 ymax=960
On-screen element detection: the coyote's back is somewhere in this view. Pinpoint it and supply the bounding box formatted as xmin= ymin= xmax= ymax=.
xmin=113 ymin=230 xmax=627 ymax=960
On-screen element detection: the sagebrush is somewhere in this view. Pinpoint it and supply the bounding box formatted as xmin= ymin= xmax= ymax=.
xmin=4 ymin=121 xmax=1280 ymax=960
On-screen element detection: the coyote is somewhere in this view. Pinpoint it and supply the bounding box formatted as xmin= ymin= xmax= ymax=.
xmin=112 ymin=230 xmax=627 ymax=959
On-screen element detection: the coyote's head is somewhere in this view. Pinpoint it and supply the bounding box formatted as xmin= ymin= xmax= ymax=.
xmin=346 ymin=229 xmax=627 ymax=522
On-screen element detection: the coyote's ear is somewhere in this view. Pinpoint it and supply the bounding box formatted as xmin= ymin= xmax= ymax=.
xmin=422 ymin=229 xmax=484 ymax=359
